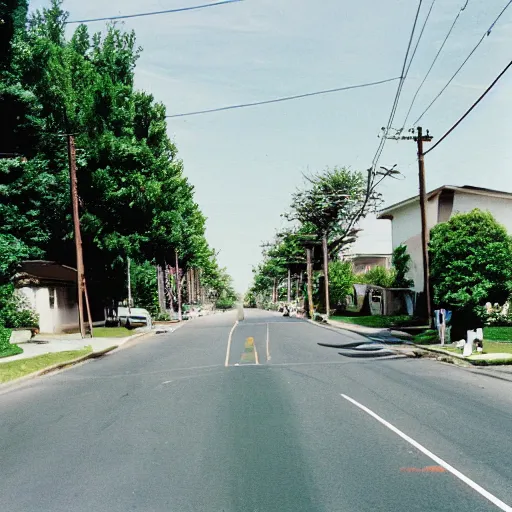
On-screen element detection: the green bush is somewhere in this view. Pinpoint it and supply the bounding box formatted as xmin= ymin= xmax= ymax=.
xmin=430 ymin=210 xmax=512 ymax=338
xmin=215 ymin=297 xmax=235 ymax=310
xmin=329 ymin=260 xmax=354 ymax=308
xmin=356 ymin=266 xmax=396 ymax=288
xmin=392 ymin=244 xmax=414 ymax=288
xmin=0 ymin=284 xmax=39 ymax=328
xmin=0 ymin=324 xmax=23 ymax=358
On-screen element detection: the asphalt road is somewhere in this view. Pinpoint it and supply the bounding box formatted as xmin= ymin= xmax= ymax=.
xmin=1 ymin=309 xmax=512 ymax=512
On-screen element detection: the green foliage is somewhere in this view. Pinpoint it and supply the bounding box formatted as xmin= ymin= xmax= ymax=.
xmin=287 ymin=167 xmax=380 ymax=255
xmin=391 ymin=244 xmax=413 ymax=288
xmin=483 ymin=326 xmax=512 ymax=342
xmin=215 ymin=297 xmax=235 ymax=310
xmin=332 ymin=314 xmax=422 ymax=329
xmin=328 ymin=260 xmax=354 ymax=307
xmin=0 ymin=0 xmax=235 ymax=311
xmin=355 ymin=266 xmax=396 ymax=288
xmin=429 ymin=210 xmax=512 ymax=321
xmin=130 ymin=261 xmax=158 ymax=316
xmin=0 ymin=284 xmax=39 ymax=328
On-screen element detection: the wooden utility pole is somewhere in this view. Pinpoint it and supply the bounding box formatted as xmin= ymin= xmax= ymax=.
xmin=67 ymin=135 xmax=92 ymax=338
xmin=127 ymin=257 xmax=132 ymax=310
xmin=306 ymin=247 xmax=314 ymax=319
xmin=157 ymin=265 xmax=166 ymax=313
xmin=415 ymin=127 xmax=433 ymax=326
xmin=322 ymin=233 xmax=330 ymax=319
xmin=386 ymin=127 xmax=433 ymax=325
xmin=175 ymin=249 xmax=182 ymax=321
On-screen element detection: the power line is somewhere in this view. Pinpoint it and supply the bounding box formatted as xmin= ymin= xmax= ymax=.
xmin=424 ymin=57 xmax=512 ymax=155
xmin=370 ymin=0 xmax=423 ymax=171
xmin=404 ymin=0 xmax=437 ymax=79
xmin=413 ymin=0 xmax=512 ymax=125
xmin=66 ymin=0 xmax=243 ymax=24
xmin=402 ymin=0 xmax=469 ymax=130
xmin=165 ymin=77 xmax=401 ymax=118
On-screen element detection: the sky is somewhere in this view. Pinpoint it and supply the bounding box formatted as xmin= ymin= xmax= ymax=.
xmin=31 ymin=0 xmax=512 ymax=291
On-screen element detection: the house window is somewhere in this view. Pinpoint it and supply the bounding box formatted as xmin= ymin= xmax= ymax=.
xmin=49 ymin=288 xmax=55 ymax=309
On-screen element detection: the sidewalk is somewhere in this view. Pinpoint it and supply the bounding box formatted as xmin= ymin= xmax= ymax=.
xmin=1 ymin=328 xmax=153 ymax=363
xmin=326 ymin=318 xmax=413 ymax=343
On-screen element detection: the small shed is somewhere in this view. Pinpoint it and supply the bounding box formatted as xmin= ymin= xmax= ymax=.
xmin=14 ymin=261 xmax=78 ymax=334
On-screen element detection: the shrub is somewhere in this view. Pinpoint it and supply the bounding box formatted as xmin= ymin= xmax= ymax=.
xmin=356 ymin=266 xmax=396 ymax=288
xmin=392 ymin=244 xmax=414 ymax=288
xmin=215 ymin=297 xmax=235 ymax=310
xmin=329 ymin=260 xmax=354 ymax=308
xmin=430 ymin=210 xmax=512 ymax=338
xmin=0 ymin=284 xmax=39 ymax=328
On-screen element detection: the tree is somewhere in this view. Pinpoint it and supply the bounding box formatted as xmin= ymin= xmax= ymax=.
xmin=286 ymin=167 xmax=382 ymax=316
xmin=0 ymin=0 xmax=230 ymax=316
xmin=391 ymin=244 xmax=414 ymax=288
xmin=429 ymin=209 xmax=512 ymax=338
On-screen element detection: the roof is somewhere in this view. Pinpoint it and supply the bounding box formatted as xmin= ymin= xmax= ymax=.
xmin=378 ymin=185 xmax=512 ymax=219
xmin=14 ymin=261 xmax=77 ymax=286
xmin=344 ymin=253 xmax=391 ymax=259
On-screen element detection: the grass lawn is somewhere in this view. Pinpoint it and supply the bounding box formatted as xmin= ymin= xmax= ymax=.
xmin=93 ymin=326 xmax=132 ymax=338
xmin=0 ymin=347 xmax=92 ymax=384
xmin=483 ymin=327 xmax=512 ymax=342
xmin=331 ymin=315 xmax=422 ymax=329
xmin=413 ymin=330 xmax=439 ymax=345
xmin=439 ymin=341 xmax=512 ymax=355
xmin=0 ymin=343 xmax=24 ymax=359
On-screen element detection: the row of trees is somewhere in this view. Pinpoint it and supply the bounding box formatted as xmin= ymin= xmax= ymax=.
xmin=0 ymin=0 xmax=236 ymax=329
xmin=247 ymin=166 xmax=398 ymax=315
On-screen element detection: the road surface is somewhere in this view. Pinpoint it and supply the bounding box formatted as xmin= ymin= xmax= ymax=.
xmin=1 ymin=309 xmax=511 ymax=511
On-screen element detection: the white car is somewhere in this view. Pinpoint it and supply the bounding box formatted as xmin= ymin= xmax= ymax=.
xmin=117 ymin=307 xmax=152 ymax=329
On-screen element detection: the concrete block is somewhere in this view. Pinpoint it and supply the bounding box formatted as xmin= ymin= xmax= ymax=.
xmin=9 ymin=329 xmax=33 ymax=344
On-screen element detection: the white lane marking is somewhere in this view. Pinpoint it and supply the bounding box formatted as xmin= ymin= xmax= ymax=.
xmin=253 ymin=339 xmax=260 ymax=365
xmin=224 ymin=321 xmax=239 ymax=367
xmin=266 ymin=323 xmax=271 ymax=362
xmin=341 ymin=394 xmax=512 ymax=512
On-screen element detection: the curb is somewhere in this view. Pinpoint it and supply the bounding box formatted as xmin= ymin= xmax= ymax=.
xmin=0 ymin=345 xmax=119 ymax=394
xmin=411 ymin=343 xmax=512 ymax=366
xmin=307 ymin=318 xmax=411 ymax=343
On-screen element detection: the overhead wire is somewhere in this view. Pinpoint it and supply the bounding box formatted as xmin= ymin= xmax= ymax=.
xmin=165 ymin=77 xmax=401 ymax=118
xmin=65 ymin=0 xmax=243 ymax=24
xmin=401 ymin=0 xmax=469 ymax=130
xmin=370 ymin=0 xmax=423 ymax=171
xmin=403 ymin=0 xmax=437 ymax=79
xmin=424 ymin=58 xmax=512 ymax=155
xmin=413 ymin=0 xmax=512 ymax=125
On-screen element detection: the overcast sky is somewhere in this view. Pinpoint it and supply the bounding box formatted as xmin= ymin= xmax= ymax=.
xmin=31 ymin=0 xmax=512 ymax=291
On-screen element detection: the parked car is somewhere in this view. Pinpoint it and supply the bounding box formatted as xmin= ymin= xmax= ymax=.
xmin=116 ymin=307 xmax=152 ymax=329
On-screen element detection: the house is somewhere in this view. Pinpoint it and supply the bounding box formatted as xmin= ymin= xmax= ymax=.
xmin=14 ymin=261 xmax=79 ymax=333
xmin=378 ymin=185 xmax=512 ymax=292
xmin=344 ymin=253 xmax=391 ymax=274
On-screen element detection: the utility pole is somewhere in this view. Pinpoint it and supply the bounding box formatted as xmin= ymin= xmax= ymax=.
xmin=306 ymin=246 xmax=314 ymax=319
xmin=157 ymin=265 xmax=166 ymax=313
xmin=386 ymin=127 xmax=433 ymax=325
xmin=322 ymin=233 xmax=330 ymax=319
xmin=127 ymin=257 xmax=132 ymax=311
xmin=415 ymin=126 xmax=433 ymax=326
xmin=67 ymin=135 xmax=92 ymax=338
xmin=175 ymin=249 xmax=182 ymax=321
